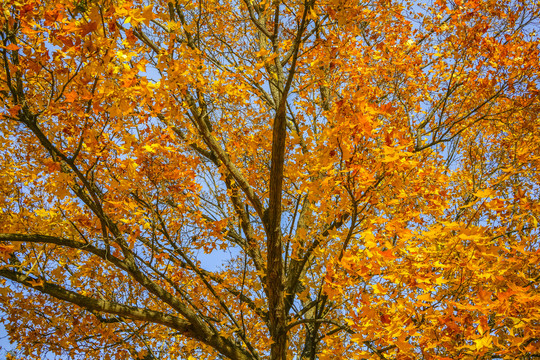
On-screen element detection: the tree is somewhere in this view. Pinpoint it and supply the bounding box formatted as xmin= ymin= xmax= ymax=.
xmin=0 ymin=0 xmax=539 ymax=358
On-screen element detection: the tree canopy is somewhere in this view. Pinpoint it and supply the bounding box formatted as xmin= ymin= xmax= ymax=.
xmin=1 ymin=0 xmax=539 ymax=358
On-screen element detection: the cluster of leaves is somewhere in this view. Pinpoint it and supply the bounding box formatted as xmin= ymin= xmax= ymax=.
xmin=0 ymin=0 xmax=539 ymax=359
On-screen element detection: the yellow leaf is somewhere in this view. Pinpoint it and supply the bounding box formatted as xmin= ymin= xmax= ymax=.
xmin=363 ymin=231 xmax=377 ymax=249
xmin=142 ymin=5 xmax=155 ymax=25
xmin=28 ymin=278 xmax=45 ymax=288
xmin=350 ymin=333 xmax=364 ymax=343
xmin=474 ymin=189 xmax=493 ymax=198
xmin=474 ymin=335 xmax=492 ymax=350
xmin=373 ymin=283 xmax=386 ymax=295
xmin=143 ymin=144 xmax=159 ymax=153
xmin=435 ymin=276 xmax=447 ymax=285
xmin=417 ymin=293 xmax=433 ymax=302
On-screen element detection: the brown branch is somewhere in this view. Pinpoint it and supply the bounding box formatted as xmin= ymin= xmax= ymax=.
xmin=0 ymin=268 xmax=193 ymax=332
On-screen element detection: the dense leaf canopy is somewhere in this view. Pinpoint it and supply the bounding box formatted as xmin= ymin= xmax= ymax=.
xmin=1 ymin=0 xmax=539 ymax=359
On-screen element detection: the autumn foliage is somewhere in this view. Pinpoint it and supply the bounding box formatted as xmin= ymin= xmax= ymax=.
xmin=0 ymin=0 xmax=539 ymax=358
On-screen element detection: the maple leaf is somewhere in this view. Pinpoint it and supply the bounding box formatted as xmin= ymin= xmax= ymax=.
xmin=141 ymin=5 xmax=154 ymax=26
xmin=4 ymin=44 xmax=20 ymax=51
xmin=80 ymin=21 xmax=98 ymax=37
xmin=27 ymin=278 xmax=45 ymax=288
